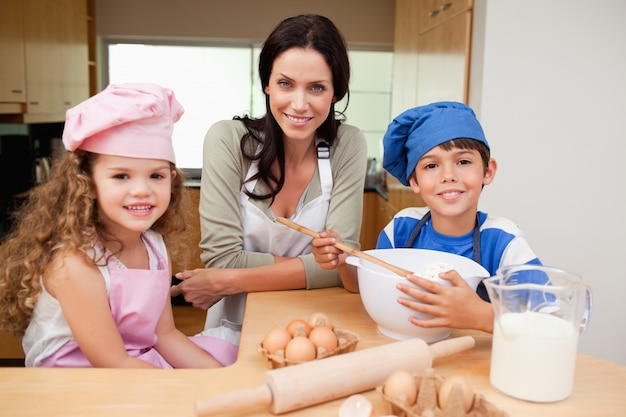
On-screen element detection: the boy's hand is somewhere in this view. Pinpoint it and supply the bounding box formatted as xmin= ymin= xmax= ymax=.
xmin=396 ymin=270 xmax=494 ymax=333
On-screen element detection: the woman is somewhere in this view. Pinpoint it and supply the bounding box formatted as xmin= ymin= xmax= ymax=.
xmin=171 ymin=15 xmax=367 ymax=343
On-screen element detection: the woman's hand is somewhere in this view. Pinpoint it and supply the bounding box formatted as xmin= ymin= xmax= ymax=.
xmin=311 ymin=230 xmax=347 ymax=270
xmin=396 ymin=270 xmax=494 ymax=333
xmin=311 ymin=230 xmax=359 ymax=293
xmin=170 ymin=268 xmax=235 ymax=310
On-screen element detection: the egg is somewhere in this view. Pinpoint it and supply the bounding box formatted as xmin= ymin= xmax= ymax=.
xmin=285 ymin=336 xmax=317 ymax=362
xmin=307 ymin=312 xmax=333 ymax=329
xmin=438 ymin=375 xmax=474 ymax=412
xmin=338 ymin=394 xmax=373 ymax=417
xmin=261 ymin=326 xmax=292 ymax=354
xmin=382 ymin=370 xmax=418 ymax=405
xmin=286 ymin=318 xmax=311 ymax=337
xmin=308 ymin=326 xmax=338 ymax=353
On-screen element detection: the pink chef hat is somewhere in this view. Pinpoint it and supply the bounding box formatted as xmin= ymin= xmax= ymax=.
xmin=62 ymin=83 xmax=184 ymax=164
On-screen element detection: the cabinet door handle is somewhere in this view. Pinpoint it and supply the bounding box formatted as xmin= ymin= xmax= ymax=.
xmin=440 ymin=2 xmax=453 ymax=10
xmin=29 ymin=101 xmax=39 ymax=105
xmin=429 ymin=9 xmax=439 ymax=17
xmin=11 ymin=89 xmax=23 ymax=94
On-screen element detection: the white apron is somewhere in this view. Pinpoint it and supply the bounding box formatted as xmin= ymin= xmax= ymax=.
xmin=203 ymin=141 xmax=333 ymax=344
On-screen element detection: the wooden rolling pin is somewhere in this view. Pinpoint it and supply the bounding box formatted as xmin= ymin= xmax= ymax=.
xmin=196 ymin=336 xmax=475 ymax=416
xmin=276 ymin=216 xmax=413 ymax=276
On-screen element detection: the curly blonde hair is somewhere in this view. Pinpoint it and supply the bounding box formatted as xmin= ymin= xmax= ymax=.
xmin=0 ymin=150 xmax=190 ymax=336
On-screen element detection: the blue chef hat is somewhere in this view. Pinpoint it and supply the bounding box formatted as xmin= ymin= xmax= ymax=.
xmin=382 ymin=101 xmax=489 ymax=186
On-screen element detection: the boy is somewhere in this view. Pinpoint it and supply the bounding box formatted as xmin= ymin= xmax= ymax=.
xmin=312 ymin=101 xmax=541 ymax=333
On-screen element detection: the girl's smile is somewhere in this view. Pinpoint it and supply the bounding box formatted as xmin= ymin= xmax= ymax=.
xmin=123 ymin=204 xmax=156 ymax=216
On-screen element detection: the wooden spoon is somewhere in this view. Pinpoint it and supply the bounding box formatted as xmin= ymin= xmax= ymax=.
xmin=276 ymin=217 xmax=413 ymax=277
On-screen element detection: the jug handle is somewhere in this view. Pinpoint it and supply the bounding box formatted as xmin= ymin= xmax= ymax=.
xmin=580 ymin=284 xmax=593 ymax=335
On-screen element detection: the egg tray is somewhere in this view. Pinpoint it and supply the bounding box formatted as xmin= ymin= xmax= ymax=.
xmin=377 ymin=368 xmax=508 ymax=417
xmin=257 ymin=327 xmax=360 ymax=369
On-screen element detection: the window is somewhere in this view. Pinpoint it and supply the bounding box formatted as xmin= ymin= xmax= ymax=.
xmin=106 ymin=40 xmax=392 ymax=174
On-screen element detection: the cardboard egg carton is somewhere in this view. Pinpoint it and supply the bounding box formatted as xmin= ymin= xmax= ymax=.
xmin=257 ymin=327 xmax=359 ymax=369
xmin=377 ymin=368 xmax=508 ymax=417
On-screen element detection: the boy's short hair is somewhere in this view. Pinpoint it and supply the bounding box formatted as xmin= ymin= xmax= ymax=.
xmin=439 ymin=138 xmax=491 ymax=169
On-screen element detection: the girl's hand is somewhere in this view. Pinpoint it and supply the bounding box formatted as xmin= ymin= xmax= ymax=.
xmin=153 ymin=301 xmax=223 ymax=368
xmin=396 ymin=270 xmax=494 ymax=333
xmin=170 ymin=268 xmax=235 ymax=310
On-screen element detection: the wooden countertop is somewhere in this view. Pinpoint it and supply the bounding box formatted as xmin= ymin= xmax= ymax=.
xmin=0 ymin=287 xmax=624 ymax=416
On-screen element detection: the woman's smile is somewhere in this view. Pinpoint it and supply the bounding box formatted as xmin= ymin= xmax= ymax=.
xmin=284 ymin=113 xmax=314 ymax=124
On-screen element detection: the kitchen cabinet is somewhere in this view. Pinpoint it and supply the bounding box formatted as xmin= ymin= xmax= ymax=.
xmin=0 ymin=0 xmax=90 ymax=122
xmin=418 ymin=0 xmax=472 ymax=34
xmin=0 ymin=0 xmax=26 ymax=112
xmin=392 ymin=0 xmax=473 ymax=115
xmin=87 ymin=0 xmax=97 ymax=96
xmin=360 ymin=179 xmax=425 ymax=250
xmin=386 ymin=175 xmax=425 ymax=216
xmin=22 ymin=0 xmax=89 ymax=122
xmin=360 ymin=191 xmax=395 ymax=250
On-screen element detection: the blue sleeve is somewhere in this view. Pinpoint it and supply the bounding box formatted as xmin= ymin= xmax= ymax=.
xmin=376 ymin=229 xmax=393 ymax=249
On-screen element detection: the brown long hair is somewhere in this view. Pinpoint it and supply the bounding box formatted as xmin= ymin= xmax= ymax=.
xmin=0 ymin=150 xmax=188 ymax=336
xmin=236 ymin=14 xmax=351 ymax=203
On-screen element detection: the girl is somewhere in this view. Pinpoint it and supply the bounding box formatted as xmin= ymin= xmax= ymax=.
xmin=0 ymin=83 xmax=237 ymax=367
xmin=171 ymin=15 xmax=368 ymax=344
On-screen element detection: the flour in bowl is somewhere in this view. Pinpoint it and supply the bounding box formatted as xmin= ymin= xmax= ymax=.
xmin=418 ymin=261 xmax=454 ymax=280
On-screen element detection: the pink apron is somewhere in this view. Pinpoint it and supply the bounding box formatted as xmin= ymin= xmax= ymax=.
xmin=41 ymin=233 xmax=237 ymax=367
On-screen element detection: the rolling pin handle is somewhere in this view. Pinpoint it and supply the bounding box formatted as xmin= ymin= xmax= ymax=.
xmin=196 ymin=384 xmax=272 ymax=416
xmin=429 ymin=336 xmax=475 ymax=359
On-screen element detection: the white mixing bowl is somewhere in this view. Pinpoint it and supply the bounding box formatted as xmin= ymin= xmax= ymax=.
xmin=346 ymin=248 xmax=489 ymax=342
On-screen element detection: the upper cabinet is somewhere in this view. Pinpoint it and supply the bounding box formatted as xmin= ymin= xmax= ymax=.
xmin=0 ymin=0 xmax=90 ymax=123
xmin=392 ymin=0 xmax=473 ymax=116
xmin=0 ymin=0 xmax=27 ymax=111
xmin=418 ymin=0 xmax=472 ymax=34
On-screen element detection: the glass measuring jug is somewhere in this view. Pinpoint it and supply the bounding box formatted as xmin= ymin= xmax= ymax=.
xmin=483 ymin=264 xmax=592 ymax=402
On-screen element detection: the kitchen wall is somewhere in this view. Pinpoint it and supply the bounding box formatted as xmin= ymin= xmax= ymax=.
xmin=470 ymin=0 xmax=626 ymax=365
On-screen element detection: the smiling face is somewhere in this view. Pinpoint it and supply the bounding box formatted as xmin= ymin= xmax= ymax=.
xmin=409 ymin=145 xmax=497 ymax=234
xmin=264 ymin=47 xmax=335 ymax=144
xmin=91 ymin=154 xmax=175 ymax=237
